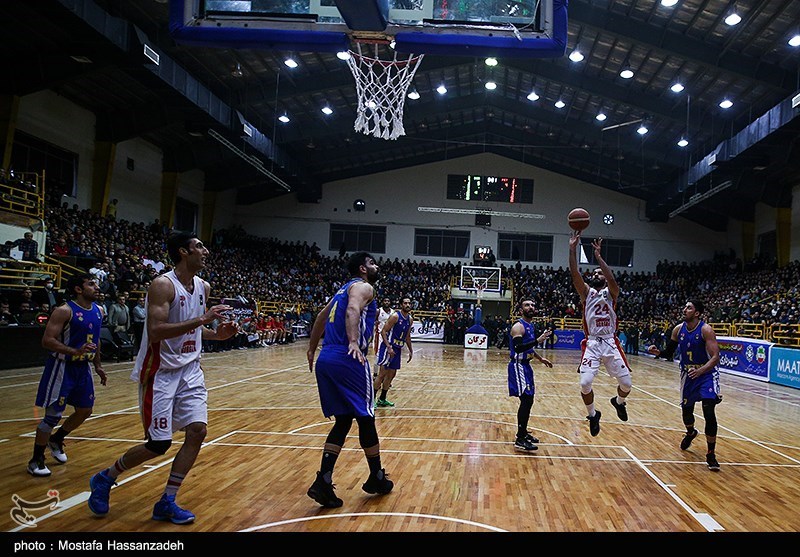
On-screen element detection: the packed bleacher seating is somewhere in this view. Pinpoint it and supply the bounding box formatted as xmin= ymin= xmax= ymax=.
xmin=2 ymin=202 xmax=799 ymax=350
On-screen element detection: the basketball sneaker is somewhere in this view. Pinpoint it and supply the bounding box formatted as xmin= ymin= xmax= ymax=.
xmin=307 ymin=472 xmax=343 ymax=508
xmin=152 ymin=494 xmax=196 ymax=524
xmin=88 ymin=470 xmax=116 ymax=516
xmin=706 ymin=453 xmax=720 ymax=472
xmin=524 ymin=432 xmax=540 ymax=444
xmin=362 ymin=469 xmax=393 ymax=495
xmin=26 ymin=457 xmax=51 ymax=477
xmin=680 ymin=428 xmax=698 ymax=450
xmin=610 ymin=397 xmax=628 ymax=421
xmin=514 ymin=437 xmax=538 ymax=452
xmin=587 ymin=410 xmax=602 ymax=437
xmin=48 ymin=440 xmax=67 ymax=464
xmin=376 ymin=399 xmax=395 ymax=407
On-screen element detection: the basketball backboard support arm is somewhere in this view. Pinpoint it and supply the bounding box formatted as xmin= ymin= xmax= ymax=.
xmin=168 ymin=0 xmax=567 ymax=59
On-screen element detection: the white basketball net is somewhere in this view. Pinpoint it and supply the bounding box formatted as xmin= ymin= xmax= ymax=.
xmin=346 ymin=42 xmax=424 ymax=140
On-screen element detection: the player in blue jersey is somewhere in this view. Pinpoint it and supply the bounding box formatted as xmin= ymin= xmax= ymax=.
xmin=374 ymin=296 xmax=414 ymax=408
xmin=508 ymin=299 xmax=553 ymax=451
xmin=27 ymin=273 xmax=107 ymax=477
xmin=648 ymin=299 xmax=722 ymax=471
xmin=306 ymin=252 xmax=393 ymax=507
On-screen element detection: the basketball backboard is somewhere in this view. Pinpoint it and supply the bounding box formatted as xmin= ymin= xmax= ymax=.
xmin=170 ymin=0 xmax=567 ymax=58
xmin=460 ymin=265 xmax=502 ymax=294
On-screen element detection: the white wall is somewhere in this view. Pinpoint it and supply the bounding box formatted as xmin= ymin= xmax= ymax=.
xmin=17 ymin=91 xmax=96 ymax=210
xmin=112 ymin=139 xmax=165 ymax=225
xmin=234 ymin=153 xmax=734 ymax=273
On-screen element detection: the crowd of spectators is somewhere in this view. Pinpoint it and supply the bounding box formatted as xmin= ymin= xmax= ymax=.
xmin=2 ymin=203 xmax=799 ymax=352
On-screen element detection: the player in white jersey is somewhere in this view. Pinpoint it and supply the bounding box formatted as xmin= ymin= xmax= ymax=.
xmin=87 ymin=231 xmax=237 ymax=524
xmin=569 ymin=230 xmax=632 ymax=437
xmin=373 ymin=297 xmax=393 ymax=374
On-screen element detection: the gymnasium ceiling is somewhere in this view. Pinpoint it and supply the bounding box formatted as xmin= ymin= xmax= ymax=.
xmin=2 ymin=0 xmax=799 ymax=231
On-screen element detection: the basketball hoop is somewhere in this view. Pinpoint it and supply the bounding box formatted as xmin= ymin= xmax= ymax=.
xmin=345 ymin=41 xmax=424 ymax=140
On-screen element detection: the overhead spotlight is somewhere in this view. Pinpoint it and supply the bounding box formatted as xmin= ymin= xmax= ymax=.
xmin=336 ymin=51 xmax=351 ymax=61
xmin=278 ymin=113 xmax=290 ymax=123
xmin=670 ymin=82 xmax=685 ymax=93
xmin=790 ymin=34 xmax=800 ymax=47
xmin=724 ymin=5 xmax=742 ymax=26
xmin=527 ymin=91 xmax=539 ymax=101
xmin=568 ymin=48 xmax=584 ymax=63
xmin=284 ymin=57 xmax=299 ymax=68
xmin=407 ymin=87 xmax=420 ymax=100
xmin=595 ymin=111 xmax=607 ymax=122
xmin=637 ymin=124 xmax=649 ymax=135
xmin=554 ymin=99 xmax=566 ymax=109
xmin=719 ymin=99 xmax=733 ymax=109
xmin=436 ymin=84 xmax=447 ymax=95
xmin=485 ymin=57 xmax=498 ymax=66
xmin=231 ymin=62 xmax=243 ymax=77
xmin=660 ymin=0 xmax=679 ymax=6
xmin=321 ymin=105 xmax=333 ymax=115
xmin=619 ymin=65 xmax=634 ymax=79
xmin=677 ymin=137 xmax=689 ymax=147
xmin=485 ymin=80 xmax=497 ymax=90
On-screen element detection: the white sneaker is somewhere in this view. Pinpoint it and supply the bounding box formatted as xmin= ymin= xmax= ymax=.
xmin=27 ymin=458 xmax=51 ymax=477
xmin=48 ymin=440 xmax=67 ymax=464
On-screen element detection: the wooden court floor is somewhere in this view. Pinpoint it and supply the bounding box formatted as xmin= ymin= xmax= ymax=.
xmin=2 ymin=342 xmax=799 ymax=534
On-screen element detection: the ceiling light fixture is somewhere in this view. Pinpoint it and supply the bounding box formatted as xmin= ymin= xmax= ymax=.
xmin=555 ymin=99 xmax=566 ymax=109
xmin=407 ymin=87 xmax=420 ymax=100
xmin=485 ymin=57 xmax=498 ymax=66
xmin=619 ymin=64 xmax=634 ymax=79
xmin=660 ymin=0 xmax=679 ymax=6
xmin=436 ymin=84 xmax=447 ymax=95
xmin=790 ymin=34 xmax=800 ymax=47
xmin=596 ymin=111 xmax=607 ymax=122
xmin=670 ymin=82 xmax=685 ymax=93
xmin=336 ymin=51 xmax=351 ymax=61
xmin=568 ymin=48 xmax=584 ymax=63
xmin=724 ymin=4 xmax=742 ymax=26
xmin=637 ymin=123 xmax=649 ymax=135
xmin=284 ymin=57 xmax=298 ymax=68
xmin=527 ymin=90 xmax=539 ymax=102
xmin=321 ymin=105 xmax=333 ymax=115
xmin=719 ymin=99 xmax=733 ymax=109
xmin=231 ymin=62 xmax=243 ymax=77
xmin=278 ymin=113 xmax=290 ymax=123
xmin=485 ymin=80 xmax=497 ymax=91
xmin=677 ymin=137 xmax=689 ymax=147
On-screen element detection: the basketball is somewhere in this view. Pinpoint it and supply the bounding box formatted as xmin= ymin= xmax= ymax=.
xmin=568 ymin=208 xmax=590 ymax=231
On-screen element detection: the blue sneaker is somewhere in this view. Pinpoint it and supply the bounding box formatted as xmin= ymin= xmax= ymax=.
xmin=152 ymin=494 xmax=195 ymax=524
xmin=88 ymin=470 xmax=115 ymax=516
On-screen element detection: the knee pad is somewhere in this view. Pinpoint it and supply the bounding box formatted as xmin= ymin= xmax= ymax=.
xmin=701 ymin=399 xmax=718 ymax=436
xmin=579 ymin=375 xmax=594 ymax=395
xmin=616 ymin=374 xmax=632 ymax=394
xmin=518 ymin=394 xmax=534 ymax=413
xmin=326 ymin=416 xmax=353 ymax=446
xmin=144 ymin=439 xmax=172 ymax=455
xmin=37 ymin=417 xmax=59 ymax=434
xmin=682 ymin=404 xmax=695 ymax=426
xmin=354 ymin=416 xmax=379 ymax=448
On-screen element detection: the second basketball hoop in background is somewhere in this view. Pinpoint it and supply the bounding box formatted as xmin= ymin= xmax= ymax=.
xmin=568 ymin=208 xmax=590 ymax=231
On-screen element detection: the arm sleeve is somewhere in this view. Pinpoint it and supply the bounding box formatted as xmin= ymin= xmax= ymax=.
xmin=512 ymin=335 xmax=536 ymax=354
xmin=659 ymin=338 xmax=679 ymax=361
